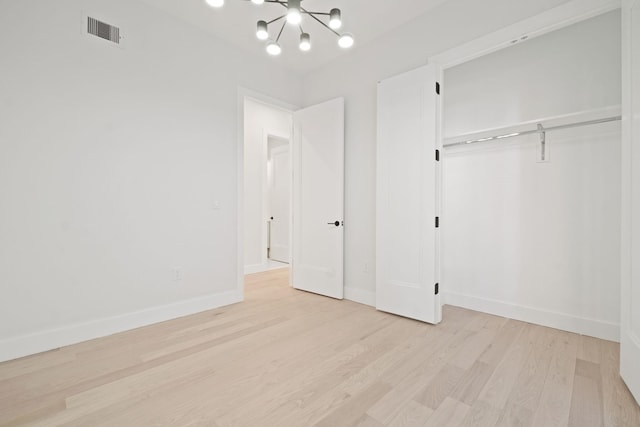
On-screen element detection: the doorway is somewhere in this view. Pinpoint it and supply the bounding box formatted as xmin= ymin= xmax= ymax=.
xmin=238 ymin=90 xmax=346 ymax=300
xmin=266 ymin=136 xmax=290 ymax=267
xmin=242 ymin=96 xmax=293 ymax=275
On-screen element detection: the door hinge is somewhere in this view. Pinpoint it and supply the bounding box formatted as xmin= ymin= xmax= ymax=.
xmin=435 ymin=283 xmax=439 ymax=295
xmin=436 ymin=82 xmax=441 ymax=95
xmin=435 ymin=149 xmax=440 ymax=162
xmin=435 ymin=217 xmax=440 ymax=228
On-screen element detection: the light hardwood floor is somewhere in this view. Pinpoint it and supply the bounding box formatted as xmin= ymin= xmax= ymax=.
xmin=1 ymin=269 xmax=639 ymax=426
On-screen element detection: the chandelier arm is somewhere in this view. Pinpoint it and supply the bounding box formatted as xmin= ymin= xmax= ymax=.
xmin=275 ymin=20 xmax=287 ymax=42
xmin=267 ymin=15 xmax=286 ymax=25
xmin=302 ymin=8 xmax=340 ymax=37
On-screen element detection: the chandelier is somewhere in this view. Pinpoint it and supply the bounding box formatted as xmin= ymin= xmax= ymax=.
xmin=205 ymin=0 xmax=355 ymax=56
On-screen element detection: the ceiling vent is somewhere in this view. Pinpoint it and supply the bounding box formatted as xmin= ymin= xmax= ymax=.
xmin=86 ymin=16 xmax=121 ymax=45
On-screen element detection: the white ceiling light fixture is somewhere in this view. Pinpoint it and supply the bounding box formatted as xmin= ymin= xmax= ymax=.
xmin=329 ymin=8 xmax=342 ymax=29
xmin=256 ymin=20 xmax=269 ymax=39
xmin=338 ymin=33 xmax=354 ymax=48
xmin=266 ymin=40 xmax=282 ymax=56
xmin=286 ymin=0 xmax=302 ymax=25
xmin=299 ymin=32 xmax=311 ymax=51
xmin=207 ymin=0 xmax=354 ymax=56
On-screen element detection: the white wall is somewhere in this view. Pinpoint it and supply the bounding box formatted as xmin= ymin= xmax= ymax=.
xmin=243 ymin=99 xmax=292 ymax=273
xmin=444 ymin=11 xmax=621 ymax=137
xmin=0 ymin=0 xmax=302 ymax=362
xmin=442 ymin=11 xmax=621 ymax=341
xmin=302 ymin=0 xmax=573 ymax=306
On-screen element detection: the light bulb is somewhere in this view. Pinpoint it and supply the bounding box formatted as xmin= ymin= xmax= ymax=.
xmin=251 ymin=0 xmax=264 ymax=4
xmin=329 ymin=8 xmax=342 ymax=29
xmin=299 ymin=33 xmax=311 ymax=51
xmin=205 ymin=0 xmax=224 ymax=8
xmin=266 ymin=41 xmax=282 ymax=56
xmin=287 ymin=9 xmax=301 ymax=25
xmin=338 ymin=33 xmax=354 ymax=48
xmin=256 ymin=21 xmax=268 ymax=40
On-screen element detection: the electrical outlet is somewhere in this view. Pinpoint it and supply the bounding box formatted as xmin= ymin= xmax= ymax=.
xmin=172 ymin=267 xmax=183 ymax=282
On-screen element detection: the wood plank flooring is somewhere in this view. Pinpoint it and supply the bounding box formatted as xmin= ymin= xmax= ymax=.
xmin=0 ymin=268 xmax=638 ymax=426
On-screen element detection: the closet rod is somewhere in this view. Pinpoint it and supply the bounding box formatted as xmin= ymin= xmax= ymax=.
xmin=444 ymin=115 xmax=622 ymax=148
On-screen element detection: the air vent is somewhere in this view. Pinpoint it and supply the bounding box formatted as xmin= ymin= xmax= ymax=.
xmin=87 ymin=16 xmax=120 ymax=45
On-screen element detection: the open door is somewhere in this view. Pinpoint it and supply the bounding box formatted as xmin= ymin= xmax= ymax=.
xmin=268 ymin=143 xmax=290 ymax=263
xmin=621 ymin=0 xmax=640 ymax=404
xmin=291 ymin=98 xmax=344 ymax=299
xmin=376 ymin=65 xmax=442 ymax=324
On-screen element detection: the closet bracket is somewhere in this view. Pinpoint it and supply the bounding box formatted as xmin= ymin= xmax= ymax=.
xmin=537 ymin=123 xmax=547 ymax=162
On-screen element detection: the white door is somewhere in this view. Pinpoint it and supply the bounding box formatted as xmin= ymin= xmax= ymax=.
xmin=292 ymin=98 xmax=344 ymax=299
xmin=621 ymin=0 xmax=640 ymax=404
xmin=376 ymin=65 xmax=442 ymax=324
xmin=268 ymin=145 xmax=290 ymax=263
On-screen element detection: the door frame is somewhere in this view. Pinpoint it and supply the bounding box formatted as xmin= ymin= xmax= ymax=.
xmin=427 ymin=0 xmax=621 ymax=310
xmin=236 ymin=88 xmax=297 ymax=297
xmin=621 ymin=0 xmax=640 ymax=403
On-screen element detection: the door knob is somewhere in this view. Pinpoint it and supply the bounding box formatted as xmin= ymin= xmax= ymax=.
xmin=327 ymin=221 xmax=341 ymax=227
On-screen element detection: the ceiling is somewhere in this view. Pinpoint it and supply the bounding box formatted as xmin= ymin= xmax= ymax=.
xmin=138 ymin=0 xmax=450 ymax=74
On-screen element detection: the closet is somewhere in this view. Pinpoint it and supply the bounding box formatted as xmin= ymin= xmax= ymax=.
xmin=376 ymin=10 xmax=621 ymax=338
xmin=441 ymin=10 xmax=621 ymax=340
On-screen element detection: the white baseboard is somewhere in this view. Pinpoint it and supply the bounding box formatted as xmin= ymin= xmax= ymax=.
xmin=0 ymin=290 xmax=243 ymax=363
xmin=620 ymin=331 xmax=640 ymax=404
xmin=244 ymin=262 xmax=269 ymax=274
xmin=443 ymin=291 xmax=620 ymax=342
xmin=344 ymin=286 xmax=375 ymax=307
